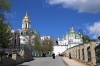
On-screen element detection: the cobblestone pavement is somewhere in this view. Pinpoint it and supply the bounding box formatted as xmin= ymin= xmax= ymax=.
xmin=16 ymin=57 xmax=68 ymax=66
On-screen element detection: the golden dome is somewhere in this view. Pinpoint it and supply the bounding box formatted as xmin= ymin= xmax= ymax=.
xmin=70 ymin=27 xmax=74 ymax=32
xmin=24 ymin=12 xmax=30 ymax=19
xmin=22 ymin=12 xmax=30 ymax=22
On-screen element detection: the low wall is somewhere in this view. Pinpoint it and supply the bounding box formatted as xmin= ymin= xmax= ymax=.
xmin=64 ymin=40 xmax=97 ymax=66
xmin=3 ymin=56 xmax=15 ymax=66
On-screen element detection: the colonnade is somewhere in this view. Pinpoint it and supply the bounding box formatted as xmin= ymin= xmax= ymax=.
xmin=64 ymin=40 xmax=97 ymax=66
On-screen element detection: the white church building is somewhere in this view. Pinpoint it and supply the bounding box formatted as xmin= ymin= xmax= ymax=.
xmin=53 ymin=27 xmax=83 ymax=56
xmin=12 ymin=12 xmax=40 ymax=49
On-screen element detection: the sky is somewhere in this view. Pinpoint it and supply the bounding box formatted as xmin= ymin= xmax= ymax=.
xmin=6 ymin=0 xmax=100 ymax=39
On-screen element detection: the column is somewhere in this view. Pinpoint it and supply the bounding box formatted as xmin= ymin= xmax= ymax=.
xmin=74 ymin=47 xmax=77 ymax=59
xmin=84 ymin=43 xmax=88 ymax=63
xmin=77 ymin=47 xmax=79 ymax=59
xmin=90 ymin=40 xmax=96 ymax=65
xmin=80 ymin=45 xmax=83 ymax=61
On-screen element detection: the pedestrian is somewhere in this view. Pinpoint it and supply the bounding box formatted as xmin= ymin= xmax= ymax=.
xmin=52 ymin=53 xmax=55 ymax=59
xmin=59 ymin=53 xmax=60 ymax=56
xmin=69 ymin=52 xmax=71 ymax=59
xmin=42 ymin=53 xmax=45 ymax=57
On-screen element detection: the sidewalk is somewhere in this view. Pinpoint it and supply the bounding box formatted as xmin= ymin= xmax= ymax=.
xmin=62 ymin=57 xmax=88 ymax=66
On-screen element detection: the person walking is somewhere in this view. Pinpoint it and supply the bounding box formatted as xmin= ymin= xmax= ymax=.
xmin=52 ymin=53 xmax=55 ymax=59
xmin=69 ymin=52 xmax=71 ymax=59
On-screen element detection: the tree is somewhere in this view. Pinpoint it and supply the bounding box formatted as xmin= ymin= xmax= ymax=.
xmin=48 ymin=39 xmax=53 ymax=52
xmin=0 ymin=21 xmax=12 ymax=64
xmin=0 ymin=0 xmax=12 ymax=49
xmin=82 ymin=35 xmax=90 ymax=43
xmin=0 ymin=0 xmax=12 ymax=21
xmin=41 ymin=39 xmax=53 ymax=54
xmin=32 ymin=35 xmax=41 ymax=52
xmin=0 ymin=0 xmax=12 ymax=64
xmin=0 ymin=21 xmax=12 ymax=49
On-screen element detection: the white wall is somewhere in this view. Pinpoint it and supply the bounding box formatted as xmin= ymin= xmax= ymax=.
xmin=53 ymin=46 xmax=67 ymax=56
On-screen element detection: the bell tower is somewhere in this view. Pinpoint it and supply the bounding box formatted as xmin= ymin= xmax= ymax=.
xmin=22 ymin=12 xmax=31 ymax=31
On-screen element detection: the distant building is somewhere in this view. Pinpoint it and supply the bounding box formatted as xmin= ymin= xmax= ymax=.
xmin=57 ymin=27 xmax=83 ymax=48
xmin=54 ymin=27 xmax=83 ymax=56
xmin=40 ymin=36 xmax=57 ymax=45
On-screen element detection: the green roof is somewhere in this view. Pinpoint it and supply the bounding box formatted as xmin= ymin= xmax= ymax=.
xmin=68 ymin=32 xmax=79 ymax=35
xmin=67 ymin=32 xmax=82 ymax=38
xmin=33 ymin=29 xmax=38 ymax=34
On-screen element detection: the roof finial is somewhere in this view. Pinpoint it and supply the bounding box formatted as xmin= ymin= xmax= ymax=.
xmin=26 ymin=12 xmax=28 ymax=16
xmin=63 ymin=34 xmax=64 ymax=38
xmin=58 ymin=35 xmax=59 ymax=38
xmin=72 ymin=24 xmax=73 ymax=27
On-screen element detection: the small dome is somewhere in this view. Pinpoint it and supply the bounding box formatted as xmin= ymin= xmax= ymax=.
xmin=70 ymin=27 xmax=74 ymax=30
xmin=70 ymin=27 xmax=74 ymax=32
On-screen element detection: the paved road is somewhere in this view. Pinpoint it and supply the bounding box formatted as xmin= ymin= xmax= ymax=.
xmin=16 ymin=57 xmax=68 ymax=66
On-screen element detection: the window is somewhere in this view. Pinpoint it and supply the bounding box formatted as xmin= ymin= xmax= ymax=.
xmin=26 ymin=24 xmax=27 ymax=28
xmin=21 ymin=32 xmax=23 ymax=35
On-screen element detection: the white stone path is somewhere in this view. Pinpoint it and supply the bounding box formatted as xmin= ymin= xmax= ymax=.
xmin=16 ymin=57 xmax=68 ymax=66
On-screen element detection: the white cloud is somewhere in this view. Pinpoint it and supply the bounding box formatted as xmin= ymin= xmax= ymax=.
xmin=11 ymin=29 xmax=15 ymax=33
xmin=87 ymin=22 xmax=100 ymax=39
xmin=17 ymin=29 xmax=21 ymax=31
xmin=46 ymin=0 xmax=100 ymax=13
xmin=11 ymin=29 xmax=21 ymax=33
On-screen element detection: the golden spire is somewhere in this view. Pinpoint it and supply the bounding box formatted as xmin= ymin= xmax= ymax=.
xmin=66 ymin=31 xmax=68 ymax=34
xmin=26 ymin=12 xmax=28 ymax=16
xmin=58 ymin=35 xmax=59 ymax=38
xmin=63 ymin=34 xmax=64 ymax=38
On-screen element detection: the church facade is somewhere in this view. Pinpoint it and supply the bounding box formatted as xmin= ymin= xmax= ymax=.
xmin=57 ymin=27 xmax=83 ymax=48
xmin=12 ymin=12 xmax=40 ymax=49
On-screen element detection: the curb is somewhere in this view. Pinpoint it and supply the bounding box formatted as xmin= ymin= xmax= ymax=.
xmin=61 ymin=57 xmax=69 ymax=66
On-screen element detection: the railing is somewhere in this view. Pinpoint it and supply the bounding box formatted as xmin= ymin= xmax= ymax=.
xmin=20 ymin=44 xmax=32 ymax=55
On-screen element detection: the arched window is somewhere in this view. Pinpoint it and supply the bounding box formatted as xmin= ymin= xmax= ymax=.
xmin=26 ymin=23 xmax=27 ymax=28
xmin=21 ymin=32 xmax=23 ymax=35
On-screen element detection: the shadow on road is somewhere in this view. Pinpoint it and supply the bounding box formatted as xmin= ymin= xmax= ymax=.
xmin=15 ymin=59 xmax=35 ymax=66
xmin=16 ymin=65 xmax=29 ymax=66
